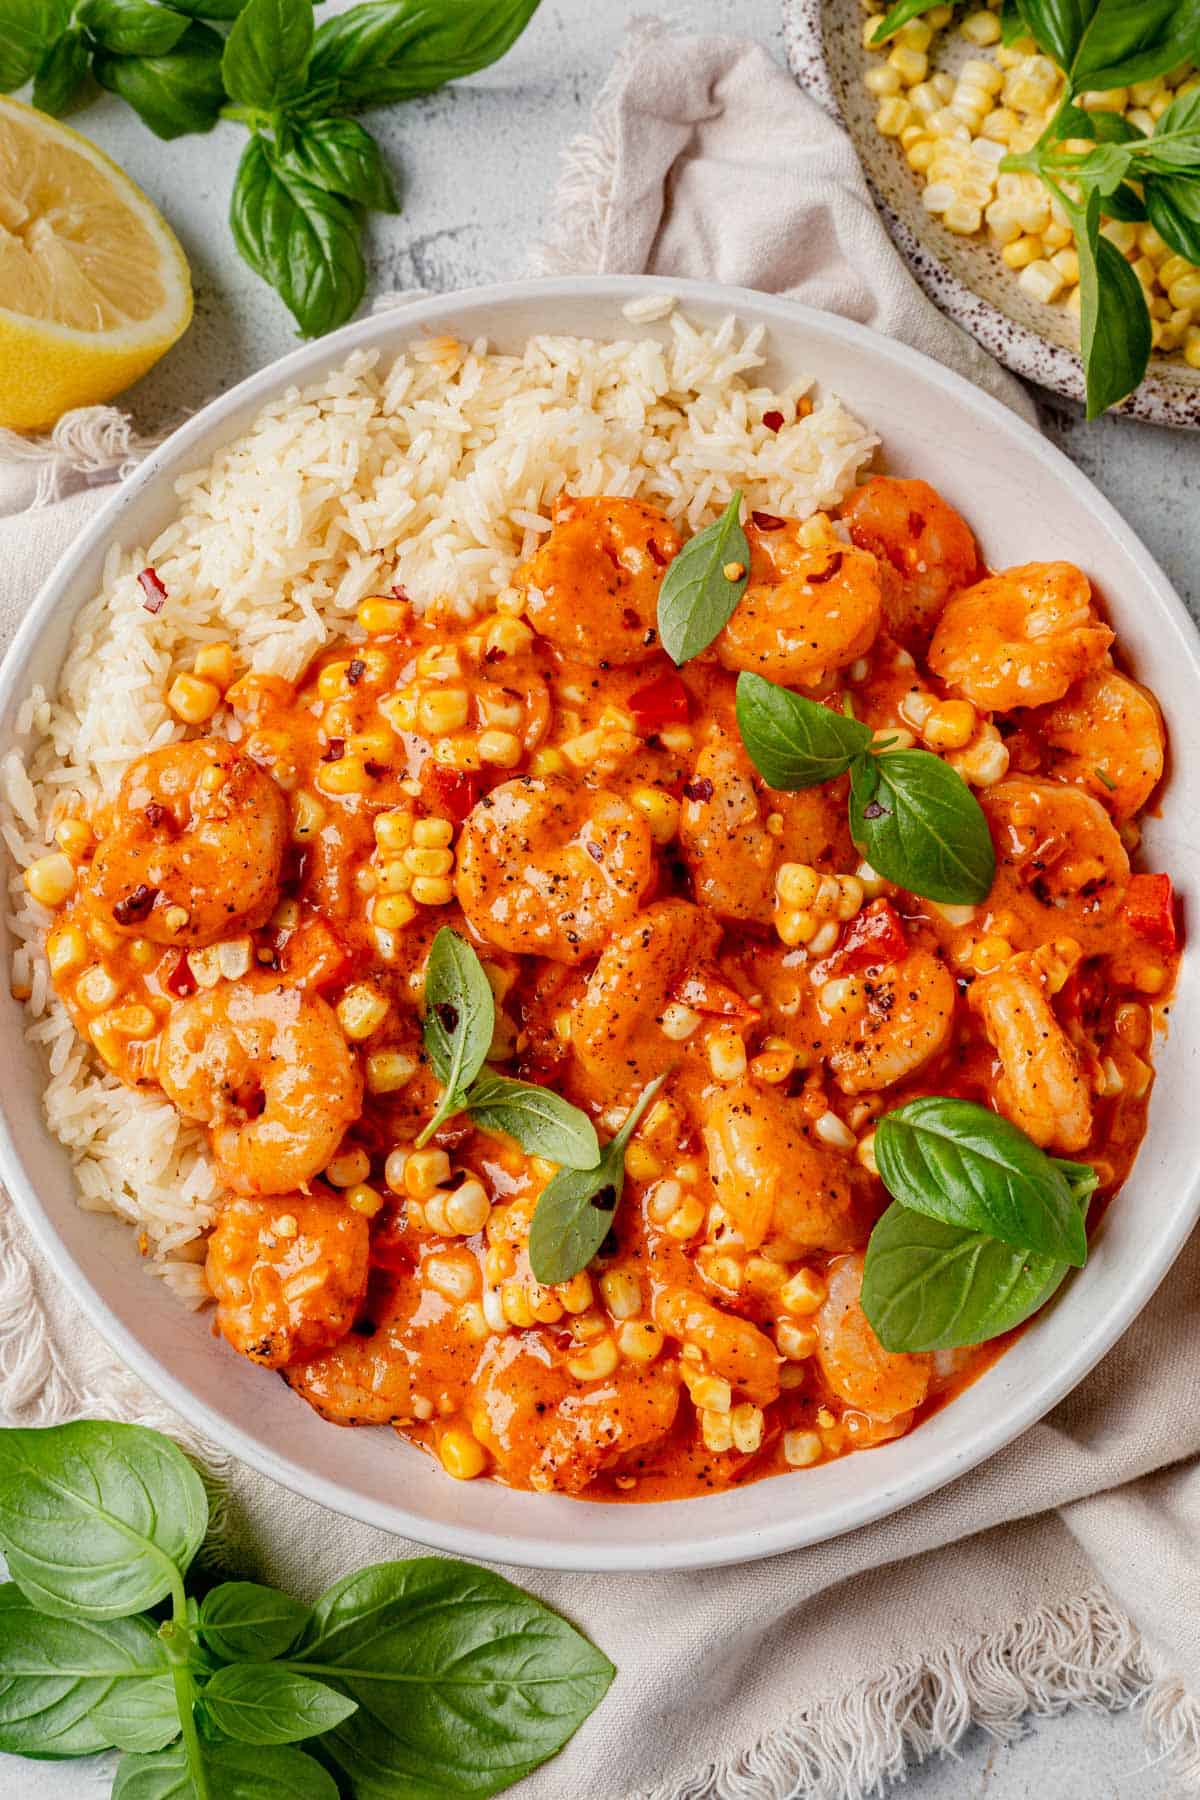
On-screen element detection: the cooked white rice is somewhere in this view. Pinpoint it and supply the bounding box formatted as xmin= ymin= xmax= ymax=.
xmin=2 ymin=310 xmax=878 ymax=1307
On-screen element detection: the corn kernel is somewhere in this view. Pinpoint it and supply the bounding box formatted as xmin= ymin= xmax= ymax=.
xmin=729 ymin=1402 xmax=763 ymax=1454
xmin=405 ymin=1148 xmax=451 ymax=1199
xmin=567 ymin=1336 xmax=620 ymax=1382
xmin=777 ymin=862 xmax=821 ymax=909
xmin=776 ymin=908 xmax=818 ymax=948
xmin=47 ymin=924 xmax=87 ymax=977
xmin=417 ymin=688 xmax=470 ymax=735
xmin=24 ymin=852 xmax=75 ymax=909
xmin=346 ymin=1183 xmax=384 ymax=1217
xmin=598 ymin=1270 xmax=642 ymax=1322
xmin=943 ymin=200 xmax=983 ymax=235
xmin=366 ymin=1050 xmax=417 ymax=1096
xmin=54 ymin=818 xmax=93 ymax=860
xmin=665 ymin=1196 xmax=706 ymax=1241
xmin=707 ymin=1028 xmax=747 ymax=1083
xmin=358 ymin=597 xmax=409 ymax=634
xmin=780 ymin=1268 xmax=827 ymax=1315
xmin=558 ymin=1271 xmax=594 ymax=1315
xmin=76 ymin=966 xmax=121 ymax=1012
xmin=412 ymin=817 xmax=453 ymax=850
xmin=624 ymin=1141 xmax=661 ymax=1182
xmin=661 ymin=1001 xmax=701 ymax=1042
xmin=888 ymin=45 xmax=927 ymax=84
xmin=960 ymin=8 xmax=1000 ymax=43
xmin=1002 ymin=234 xmax=1040 ymax=270
xmin=104 ymin=1004 xmax=157 ymax=1040
xmin=692 ymin=1374 xmax=732 ymax=1413
xmin=439 ymin=1428 xmax=487 ymax=1480
xmin=425 ymin=1253 xmax=480 ymax=1304
xmin=336 ymin=983 xmax=389 ymax=1041
xmin=750 ymin=1042 xmax=797 ymax=1085
xmin=167 ymin=673 xmax=220 ymax=724
xmin=617 ymin=1320 xmax=663 ymax=1363
xmin=865 ymin=64 xmax=902 ymax=96
xmin=317 ymin=754 xmax=370 ymax=796
xmin=405 ymin=846 xmax=454 ymax=879
xmin=477 ymin=729 xmax=523 ymax=768
xmin=326 ymin=1147 xmax=371 ymax=1188
xmin=923 ymin=699 xmax=977 ymax=750
xmin=1018 ymin=258 xmax=1066 ymax=304
xmin=700 ymin=1410 xmax=734 ymax=1453
xmin=412 ymin=877 xmax=453 ymax=908
xmin=876 ymin=95 xmax=913 ymax=135
xmin=446 ymin=1179 xmax=491 ymax=1236
xmin=783 ymin=1429 xmax=823 ymax=1468
xmin=777 ymin=1318 xmax=818 ymax=1360
xmin=194 ymin=642 xmax=236 ymax=688
xmin=630 ymin=787 xmax=681 ymax=845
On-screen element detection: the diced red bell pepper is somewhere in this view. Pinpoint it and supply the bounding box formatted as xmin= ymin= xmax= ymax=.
xmin=420 ymin=762 xmax=486 ymax=824
xmin=281 ymin=917 xmax=353 ymax=991
xmin=629 ymin=671 xmax=690 ymax=736
xmin=162 ymin=952 xmax=195 ymax=998
xmin=829 ymin=898 xmax=908 ymax=974
xmin=672 ymin=969 xmax=759 ymax=1021
xmin=1122 ymin=873 xmax=1177 ymax=954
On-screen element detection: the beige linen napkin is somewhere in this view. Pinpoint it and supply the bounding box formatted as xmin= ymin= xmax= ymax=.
xmin=3 ymin=23 xmax=1200 ymax=1800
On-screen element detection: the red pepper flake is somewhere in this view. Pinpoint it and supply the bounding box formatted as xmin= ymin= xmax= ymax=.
xmin=347 ymin=657 xmax=366 ymax=686
xmin=1121 ymin=872 xmax=1177 ymax=953
xmin=647 ymin=539 xmax=670 ymax=567
xmin=751 ymin=510 xmax=785 ymax=531
xmin=391 ymin=583 xmax=410 ymax=602
xmin=421 ymin=761 xmax=485 ymax=823
xmin=762 ymin=410 xmax=784 ymax=433
xmin=144 ymin=801 xmax=167 ymax=829
xmin=828 ymin=898 xmax=908 ymax=976
xmin=163 ymin=952 xmax=195 ymax=998
xmin=113 ymin=883 xmax=158 ymax=926
xmin=796 ymin=397 xmax=813 ymax=419
xmin=629 ymin=671 xmax=690 ymax=736
xmin=808 ymin=552 xmax=844 ymax=586
xmin=321 ymin=738 xmax=345 ymax=763
xmin=584 ymin=840 xmax=604 ymax=864
xmin=682 ymin=777 xmax=714 ymax=803
xmin=138 ymin=567 xmax=167 ymax=614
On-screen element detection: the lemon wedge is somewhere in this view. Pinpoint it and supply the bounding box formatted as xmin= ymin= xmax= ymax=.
xmin=0 ymin=98 xmax=192 ymax=433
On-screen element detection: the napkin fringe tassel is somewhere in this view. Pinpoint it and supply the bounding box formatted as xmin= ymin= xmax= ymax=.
xmin=643 ymin=1591 xmax=1200 ymax=1799
xmin=0 ymin=406 xmax=164 ymax=511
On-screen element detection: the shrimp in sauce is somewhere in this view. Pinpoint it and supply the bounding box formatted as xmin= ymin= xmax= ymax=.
xmin=37 ymin=473 xmax=1177 ymax=1504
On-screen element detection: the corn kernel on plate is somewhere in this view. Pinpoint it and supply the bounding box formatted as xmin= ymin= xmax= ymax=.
xmin=784 ymin=0 xmax=1200 ymax=425
xmin=0 ymin=279 xmax=1197 ymax=1571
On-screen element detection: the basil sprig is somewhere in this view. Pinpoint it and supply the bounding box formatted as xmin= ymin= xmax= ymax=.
xmin=528 ymin=1074 xmax=667 ymax=1284
xmin=656 ymin=489 xmax=750 ymax=666
xmin=417 ymin=926 xmax=600 ymax=1166
xmin=0 ymin=1420 xmax=613 ymax=1797
xmin=735 ymin=672 xmax=995 ymax=906
xmin=862 ymin=1098 xmax=1098 ymax=1352
xmin=3 ymin=0 xmax=540 ymax=336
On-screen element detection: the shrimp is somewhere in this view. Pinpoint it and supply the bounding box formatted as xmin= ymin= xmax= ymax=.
xmin=980 ymin=778 xmax=1130 ymax=955
xmin=678 ymin=735 xmax=777 ymax=924
xmin=454 ymin=775 xmax=655 ymax=962
xmin=703 ymin=1081 xmax=864 ymax=1256
xmin=816 ymin=1253 xmax=932 ymax=1421
xmin=573 ymin=899 xmax=720 ymax=1093
xmin=515 ymin=495 xmax=681 ymax=667
xmin=828 ymin=948 xmax=956 ymax=1094
xmin=715 ymin=514 xmax=882 ymax=686
xmin=468 ymin=1338 xmax=680 ymax=1494
xmin=655 ymin=1289 xmax=780 ymax=1404
xmin=85 ymin=740 xmax=288 ymax=946
xmin=159 ymin=973 xmax=363 ymax=1195
xmin=970 ymin=938 xmax=1093 ymax=1151
xmin=928 ymin=562 xmax=1113 ymax=711
xmin=206 ymin=1192 xmax=370 ymax=1368
xmin=285 ymin=1282 xmax=416 ymax=1425
xmin=1035 ymin=667 xmax=1165 ymax=823
xmin=839 ymin=476 xmax=979 ymax=647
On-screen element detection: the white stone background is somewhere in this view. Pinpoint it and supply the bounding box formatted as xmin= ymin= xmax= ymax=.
xmin=8 ymin=0 xmax=1198 ymax=1795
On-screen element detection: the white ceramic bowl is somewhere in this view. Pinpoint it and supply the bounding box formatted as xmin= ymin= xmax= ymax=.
xmin=1 ymin=278 xmax=1196 ymax=1572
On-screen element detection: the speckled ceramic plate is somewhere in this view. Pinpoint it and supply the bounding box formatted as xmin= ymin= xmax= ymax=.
xmin=783 ymin=0 xmax=1200 ymax=428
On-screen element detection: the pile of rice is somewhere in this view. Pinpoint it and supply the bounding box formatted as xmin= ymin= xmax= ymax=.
xmin=1 ymin=302 xmax=879 ymax=1306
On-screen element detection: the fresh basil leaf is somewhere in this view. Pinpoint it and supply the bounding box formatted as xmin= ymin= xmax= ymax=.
xmin=198 ymin=1582 xmax=310 ymax=1663
xmin=307 ymin=0 xmax=542 ymax=112
xmin=875 ymin=1096 xmax=1090 ymax=1265
xmin=1074 ymin=190 xmax=1152 ymax=418
xmin=81 ymin=0 xmax=191 ymax=55
xmin=93 ymin=21 xmax=226 ymax=138
xmin=222 ymin=0 xmax=313 ymax=108
xmin=868 ymin=0 xmax=943 ymax=45
xmin=1052 ymin=1156 xmax=1101 ymax=1204
xmin=0 ymin=1586 xmax=176 ymax=1758
xmin=861 ymin=1199 xmax=1076 ymax=1351
xmin=416 ymin=925 xmax=496 ymax=1145
xmin=230 ymin=134 xmax=366 ymax=336
xmin=32 ymin=26 xmax=90 ymax=113
xmin=160 ymin=0 xmax=249 ymax=15
xmin=1069 ymin=140 xmax=1134 ymax=197
xmin=1072 ymin=0 xmax=1200 ymax=93
xmin=735 ymin=671 xmax=871 ymax=789
xmin=849 ymin=747 xmax=994 ymax=904
xmin=1001 ymin=0 xmax=1028 ymax=44
xmin=273 ymin=117 xmax=398 ymax=210
xmin=1102 ymin=179 xmax=1147 ymax=221
xmin=198 ymin=1663 xmax=356 ymax=1745
xmin=293 ymin=1558 xmax=614 ymax=1800
xmin=656 ymin=490 xmax=749 ymax=666
xmin=114 ymin=1739 xmax=340 ymax=1799
xmin=0 ymin=1422 xmax=206 ymax=1622
xmin=528 ymin=1075 xmax=665 ymax=1285
xmin=1145 ymin=171 xmax=1200 ymax=262
xmin=0 ymin=0 xmax=68 ymax=90
xmin=465 ymin=1069 xmax=600 ymax=1170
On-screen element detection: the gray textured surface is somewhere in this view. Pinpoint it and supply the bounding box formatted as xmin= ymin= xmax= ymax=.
xmin=24 ymin=3 xmax=1198 ymax=1797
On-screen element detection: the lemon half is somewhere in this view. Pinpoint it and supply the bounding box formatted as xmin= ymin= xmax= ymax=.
xmin=0 ymin=98 xmax=192 ymax=432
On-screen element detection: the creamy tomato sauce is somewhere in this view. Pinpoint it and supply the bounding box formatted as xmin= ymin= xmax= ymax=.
xmin=34 ymin=482 xmax=1178 ymax=1500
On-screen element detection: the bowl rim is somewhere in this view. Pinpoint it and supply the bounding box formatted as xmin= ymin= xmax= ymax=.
xmin=1 ymin=273 xmax=1197 ymax=1572
xmin=780 ymin=0 xmax=1200 ymax=431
